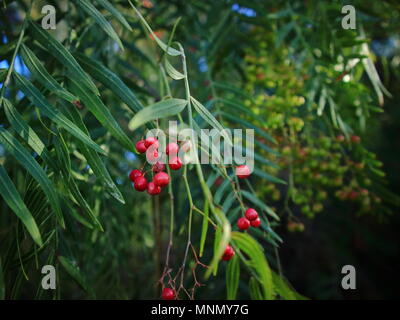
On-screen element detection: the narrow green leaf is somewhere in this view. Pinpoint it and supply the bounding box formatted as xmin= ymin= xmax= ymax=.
xmin=0 ymin=128 xmax=64 ymax=228
xmin=128 ymin=1 xmax=181 ymax=56
xmin=96 ymin=0 xmax=132 ymax=31
xmin=199 ymin=201 xmax=209 ymax=258
xmin=2 ymin=99 xmax=52 ymax=166
xmin=241 ymin=190 xmax=280 ymax=221
xmin=75 ymin=53 xmax=144 ymax=114
xmin=58 ymin=256 xmax=89 ymax=292
xmin=0 ymin=165 xmax=43 ymax=246
xmin=205 ymin=207 xmax=231 ymax=279
xmin=28 ymin=19 xmax=99 ymax=95
xmin=232 ymin=232 xmax=274 ymax=300
xmin=191 ymin=96 xmax=232 ymax=145
xmin=68 ymin=79 xmax=135 ymax=152
xmin=271 ymin=271 xmax=297 ymax=300
xmin=226 ymin=254 xmax=240 ymax=300
xmin=72 ymin=0 xmax=124 ymax=50
xmin=253 ymin=168 xmax=286 ymax=184
xmin=164 ymin=59 xmax=185 ymax=80
xmin=249 ymin=277 xmax=264 ymax=300
xmin=20 ymin=44 xmax=77 ymax=103
xmin=128 ymin=98 xmax=187 ymax=131
xmin=14 ymin=73 xmax=106 ymax=155
xmin=61 ymin=103 xmax=125 ymax=204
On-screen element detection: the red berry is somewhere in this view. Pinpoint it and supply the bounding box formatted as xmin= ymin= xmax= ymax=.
xmin=222 ymin=245 xmax=235 ymax=261
xmin=169 ymin=156 xmax=182 ymax=170
xmin=146 ymin=148 xmax=159 ymax=162
xmin=336 ymin=135 xmax=345 ymax=142
xmin=237 ymin=217 xmax=250 ymax=230
xmin=166 ymin=142 xmax=179 ymax=155
xmin=245 ymin=208 xmax=258 ymax=221
xmin=134 ymin=176 xmax=148 ymax=192
xmin=129 ymin=169 xmax=143 ymax=182
xmin=145 ymin=137 xmax=158 ymax=148
xmin=349 ymin=190 xmax=359 ymax=200
xmin=235 ymin=165 xmax=251 ymax=179
xmin=152 ymin=162 xmax=165 ymax=173
xmin=161 ymin=288 xmax=175 ymax=300
xmin=147 ymin=181 xmax=161 ymax=195
xmin=135 ymin=140 xmax=147 ymax=153
xmin=250 ymin=218 xmax=261 ymax=228
xmin=154 ymin=172 xmax=169 ymax=187
xmin=350 ymin=135 xmax=361 ymax=143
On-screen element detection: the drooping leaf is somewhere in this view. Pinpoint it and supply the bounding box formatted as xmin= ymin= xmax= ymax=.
xmin=205 ymin=207 xmax=231 ymax=278
xmin=0 ymin=165 xmax=43 ymax=246
xmin=58 ymin=256 xmax=89 ymax=292
xmin=68 ymin=79 xmax=135 ymax=152
xmin=61 ymin=103 xmax=124 ymax=204
xmin=28 ymin=19 xmax=99 ymax=95
xmin=75 ymin=53 xmax=144 ymax=114
xmin=96 ymin=0 xmax=132 ymax=31
xmin=128 ymin=98 xmax=187 ymax=131
xmin=199 ymin=201 xmax=209 ymax=258
xmin=164 ymin=58 xmax=185 ymax=80
xmin=226 ymin=254 xmax=240 ymax=300
xmin=0 ymin=128 xmax=64 ymax=228
xmin=128 ymin=1 xmax=181 ymax=56
xmin=72 ymin=0 xmax=124 ymax=50
xmin=191 ymin=96 xmax=232 ymax=145
xmin=14 ymin=73 xmax=106 ymax=155
xmin=232 ymin=232 xmax=274 ymax=300
xmin=20 ymin=44 xmax=77 ymax=103
xmin=2 ymin=98 xmax=53 ymax=166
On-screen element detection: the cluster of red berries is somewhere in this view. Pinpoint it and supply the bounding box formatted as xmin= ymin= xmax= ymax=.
xmin=130 ymin=137 xmax=184 ymax=195
xmin=237 ymin=208 xmax=261 ymax=230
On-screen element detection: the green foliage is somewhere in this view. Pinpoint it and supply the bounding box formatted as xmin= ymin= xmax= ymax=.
xmin=0 ymin=0 xmax=398 ymax=300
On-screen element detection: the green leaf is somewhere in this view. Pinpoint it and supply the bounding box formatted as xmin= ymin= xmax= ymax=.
xmin=249 ymin=277 xmax=263 ymax=300
xmin=75 ymin=53 xmax=144 ymax=114
xmin=68 ymin=79 xmax=135 ymax=152
xmin=51 ymin=130 xmax=104 ymax=231
xmin=0 ymin=128 xmax=64 ymax=228
xmin=61 ymin=103 xmax=124 ymax=204
xmin=58 ymin=256 xmax=89 ymax=292
xmin=20 ymin=44 xmax=77 ymax=103
xmin=232 ymin=232 xmax=274 ymax=300
xmin=190 ymin=96 xmax=232 ymax=145
xmin=219 ymin=111 xmax=277 ymax=145
xmin=241 ymin=190 xmax=280 ymax=221
xmin=14 ymin=73 xmax=106 ymax=155
xmin=128 ymin=98 xmax=187 ymax=131
xmin=253 ymin=167 xmax=286 ymax=184
xmin=28 ymin=19 xmax=99 ymax=95
xmin=128 ymin=1 xmax=181 ymax=56
xmin=271 ymin=271 xmax=297 ymax=300
xmin=226 ymin=254 xmax=240 ymax=300
xmin=164 ymin=58 xmax=185 ymax=80
xmin=2 ymin=99 xmax=53 ymax=166
xmin=96 ymin=0 xmax=132 ymax=31
xmin=72 ymin=0 xmax=124 ymax=50
xmin=199 ymin=201 xmax=209 ymax=258
xmin=205 ymin=207 xmax=231 ymax=279
xmin=0 ymin=165 xmax=43 ymax=246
